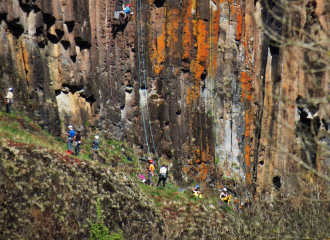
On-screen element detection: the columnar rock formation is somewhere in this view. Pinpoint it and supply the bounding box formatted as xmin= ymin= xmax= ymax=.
xmin=1 ymin=0 xmax=329 ymax=197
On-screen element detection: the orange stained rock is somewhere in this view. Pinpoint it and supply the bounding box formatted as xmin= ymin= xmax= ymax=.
xmin=186 ymin=85 xmax=199 ymax=108
xmin=190 ymin=19 xmax=208 ymax=98
xmin=201 ymin=148 xmax=207 ymax=163
xmin=183 ymin=165 xmax=190 ymax=173
xmin=236 ymin=5 xmax=242 ymax=40
xmin=198 ymin=162 xmax=208 ymax=181
xmin=241 ymin=72 xmax=252 ymax=101
xmin=244 ymin=109 xmax=252 ymax=184
xmin=21 ymin=44 xmax=30 ymax=82
xmin=241 ymin=71 xmax=253 ymax=184
xmin=209 ymin=6 xmax=220 ymax=78
xmin=166 ymin=8 xmax=181 ymax=62
xmin=187 ymin=87 xmax=192 ymax=108
xmin=150 ymin=24 xmax=166 ymax=75
xmin=182 ymin=0 xmax=193 ymax=60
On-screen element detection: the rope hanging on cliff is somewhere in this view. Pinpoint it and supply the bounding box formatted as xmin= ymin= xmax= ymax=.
xmin=107 ymin=0 xmax=149 ymax=151
xmin=137 ymin=0 xmax=161 ymax=166
xmin=136 ymin=0 xmax=152 ymax=157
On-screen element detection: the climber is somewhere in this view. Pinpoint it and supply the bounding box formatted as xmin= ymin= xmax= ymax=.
xmin=6 ymin=87 xmax=13 ymax=113
xmin=157 ymin=164 xmax=167 ymax=187
xmin=121 ymin=3 xmax=132 ymax=20
xmin=74 ymin=128 xmax=82 ymax=156
xmin=192 ymin=185 xmax=203 ymax=198
xmin=65 ymin=125 xmax=75 ymax=152
xmin=92 ymin=135 xmax=100 ymax=161
xmin=147 ymin=159 xmax=155 ymax=186
xmin=220 ymin=187 xmax=232 ymax=205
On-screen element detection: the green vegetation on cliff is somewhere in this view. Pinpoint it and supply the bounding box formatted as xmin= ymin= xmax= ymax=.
xmin=0 ymin=111 xmax=330 ymax=239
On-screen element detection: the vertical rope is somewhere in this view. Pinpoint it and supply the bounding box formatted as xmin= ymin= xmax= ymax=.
xmin=107 ymin=0 xmax=148 ymax=150
xmin=136 ymin=0 xmax=151 ymax=155
xmin=138 ymin=0 xmax=160 ymax=164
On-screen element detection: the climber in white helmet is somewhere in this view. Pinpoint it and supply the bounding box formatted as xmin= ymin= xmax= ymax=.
xmin=220 ymin=187 xmax=232 ymax=205
xmin=92 ymin=135 xmax=99 ymax=161
xmin=6 ymin=87 xmax=14 ymax=113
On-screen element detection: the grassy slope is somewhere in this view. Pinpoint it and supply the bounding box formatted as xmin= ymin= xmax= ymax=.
xmin=1 ymin=110 xmax=329 ymax=239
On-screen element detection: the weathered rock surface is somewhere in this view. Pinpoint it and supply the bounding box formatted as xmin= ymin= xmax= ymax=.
xmin=1 ymin=0 xmax=330 ymax=197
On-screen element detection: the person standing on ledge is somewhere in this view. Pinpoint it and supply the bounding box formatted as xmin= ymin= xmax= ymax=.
xmin=147 ymin=159 xmax=155 ymax=186
xmin=65 ymin=125 xmax=75 ymax=152
xmin=74 ymin=129 xmax=82 ymax=156
xmin=6 ymin=87 xmax=13 ymax=113
xmin=92 ymin=135 xmax=99 ymax=161
xmin=157 ymin=164 xmax=168 ymax=188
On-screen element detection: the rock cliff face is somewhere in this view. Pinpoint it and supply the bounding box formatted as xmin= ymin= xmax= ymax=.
xmin=1 ymin=0 xmax=330 ymax=196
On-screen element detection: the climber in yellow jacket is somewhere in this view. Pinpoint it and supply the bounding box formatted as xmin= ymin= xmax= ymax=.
xmin=192 ymin=185 xmax=203 ymax=198
xmin=220 ymin=187 xmax=232 ymax=205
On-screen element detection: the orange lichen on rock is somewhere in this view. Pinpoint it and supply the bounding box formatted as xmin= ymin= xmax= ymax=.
xmin=209 ymin=5 xmax=220 ymax=78
xmin=153 ymin=28 xmax=166 ymax=75
xmin=241 ymin=72 xmax=252 ymax=101
xmin=242 ymin=71 xmax=253 ymax=184
xmin=236 ymin=5 xmax=242 ymax=40
xmin=190 ymin=19 xmax=209 ymax=98
xmin=197 ymin=162 xmax=208 ymax=181
xmin=182 ymin=0 xmax=193 ymax=61
xmin=166 ymin=8 xmax=181 ymax=62
xmin=148 ymin=7 xmax=166 ymax=75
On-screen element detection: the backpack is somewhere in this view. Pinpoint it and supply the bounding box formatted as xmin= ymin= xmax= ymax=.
xmin=66 ymin=150 xmax=74 ymax=155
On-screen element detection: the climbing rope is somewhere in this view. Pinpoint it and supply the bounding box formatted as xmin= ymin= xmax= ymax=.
xmin=136 ymin=0 xmax=151 ymax=156
xmin=138 ymin=0 xmax=161 ymax=164
xmin=107 ymin=0 xmax=149 ymax=151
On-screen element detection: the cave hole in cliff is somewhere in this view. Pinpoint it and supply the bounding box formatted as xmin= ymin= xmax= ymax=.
xmin=38 ymin=40 xmax=46 ymax=48
xmin=269 ymin=41 xmax=280 ymax=56
xmin=165 ymin=121 xmax=169 ymax=126
xmin=181 ymin=67 xmax=190 ymax=73
xmin=19 ymin=0 xmax=33 ymax=14
xmin=75 ymin=37 xmax=91 ymax=50
xmin=0 ymin=13 xmax=7 ymax=22
xmin=273 ymin=176 xmax=281 ymax=189
xmin=201 ymin=70 xmax=208 ymax=93
xmin=60 ymin=40 xmax=70 ymax=50
xmin=153 ymin=0 xmax=165 ymax=8
xmin=111 ymin=19 xmax=129 ymax=38
xmin=120 ymin=104 xmax=125 ymax=110
xmin=55 ymin=90 xmax=61 ymax=96
xmin=47 ymin=33 xmax=60 ymax=44
xmin=86 ymin=95 xmax=96 ymax=104
xmin=125 ymin=84 xmax=133 ymax=93
xmin=259 ymin=160 xmax=264 ymax=165
xmin=36 ymin=27 xmax=43 ymax=36
xmin=140 ymin=84 xmax=147 ymax=90
xmin=43 ymin=13 xmax=56 ymax=30
xmin=55 ymin=29 xmax=64 ymax=40
xmin=61 ymin=84 xmax=84 ymax=95
xmin=70 ymin=55 xmax=77 ymax=63
xmin=65 ymin=21 xmax=75 ymax=33
xmin=176 ymin=110 xmax=181 ymax=116
xmin=7 ymin=21 xmax=24 ymax=38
